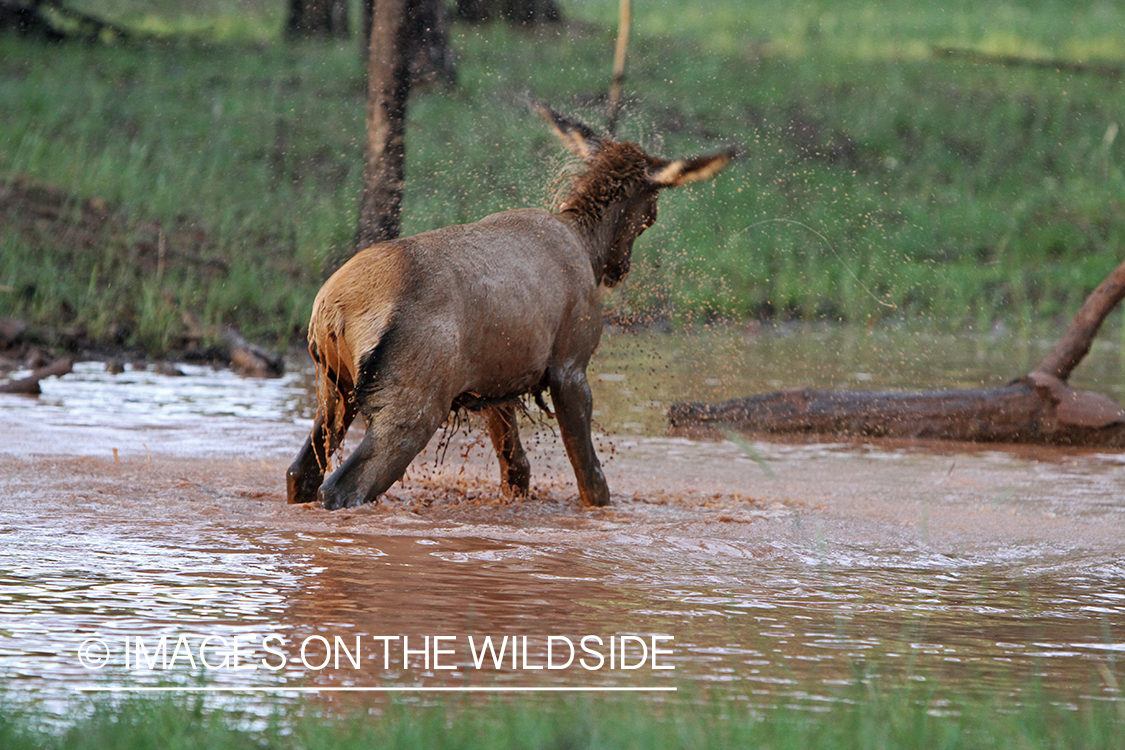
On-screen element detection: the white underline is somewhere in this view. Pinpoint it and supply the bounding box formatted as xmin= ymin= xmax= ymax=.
xmin=77 ymin=686 xmax=677 ymax=693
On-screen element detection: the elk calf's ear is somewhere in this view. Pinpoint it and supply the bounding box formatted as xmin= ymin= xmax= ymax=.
xmin=532 ymin=101 xmax=605 ymax=162
xmin=650 ymin=149 xmax=738 ymax=188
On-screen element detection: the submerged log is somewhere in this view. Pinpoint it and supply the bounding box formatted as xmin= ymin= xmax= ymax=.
xmin=222 ymin=327 xmax=284 ymax=378
xmin=0 ymin=356 xmax=73 ymax=395
xmin=670 ymin=259 xmax=1125 ymax=448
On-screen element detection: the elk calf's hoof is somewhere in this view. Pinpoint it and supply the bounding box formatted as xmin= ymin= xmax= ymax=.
xmin=582 ymin=485 xmax=611 ymax=508
xmin=317 ymin=486 xmax=347 ymax=511
xmin=286 ymin=469 xmax=322 ymax=505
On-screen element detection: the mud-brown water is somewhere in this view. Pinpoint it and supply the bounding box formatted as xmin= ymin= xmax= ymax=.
xmin=1 ymin=328 xmax=1123 ymax=708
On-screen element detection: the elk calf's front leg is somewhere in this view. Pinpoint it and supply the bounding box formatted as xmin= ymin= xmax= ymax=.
xmin=550 ymin=369 xmax=610 ymax=507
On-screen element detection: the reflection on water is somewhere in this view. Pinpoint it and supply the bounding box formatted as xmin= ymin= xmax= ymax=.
xmin=0 ymin=361 xmax=312 ymax=458
xmin=0 ymin=520 xmax=298 ymax=689
xmin=13 ymin=361 xmax=310 ymax=423
xmin=2 ymin=519 xmax=1122 ymax=704
xmin=0 ymin=326 xmax=1123 ymax=707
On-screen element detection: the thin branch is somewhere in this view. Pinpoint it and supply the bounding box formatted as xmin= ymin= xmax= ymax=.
xmin=605 ymin=0 xmax=630 ymax=136
xmin=1032 ymin=257 xmax=1125 ymax=382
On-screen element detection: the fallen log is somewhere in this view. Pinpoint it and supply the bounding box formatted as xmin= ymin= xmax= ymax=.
xmin=933 ymin=46 xmax=1123 ymax=79
xmin=0 ymin=356 xmax=73 ymax=395
xmin=222 ymin=327 xmax=284 ymax=378
xmin=0 ymin=1 xmax=131 ymax=43
xmin=0 ymin=316 xmax=28 ymax=349
xmin=669 ymin=259 xmax=1125 ymax=448
xmin=668 ymin=377 xmax=1125 ymax=447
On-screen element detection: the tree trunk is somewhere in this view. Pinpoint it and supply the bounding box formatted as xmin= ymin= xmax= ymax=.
xmin=286 ymin=0 xmax=350 ymax=40
xmin=350 ymin=0 xmax=454 ymax=262
xmin=455 ymin=0 xmax=561 ymax=27
xmin=669 ymin=259 xmax=1125 ymax=448
xmin=353 ymin=0 xmax=413 ymax=254
xmin=362 ymin=0 xmax=455 ymax=86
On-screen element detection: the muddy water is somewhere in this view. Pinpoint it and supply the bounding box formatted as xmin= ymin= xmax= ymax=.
xmin=1 ymin=327 xmax=1123 ymax=707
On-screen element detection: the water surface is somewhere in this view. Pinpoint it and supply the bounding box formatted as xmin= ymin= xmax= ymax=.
xmin=1 ymin=327 xmax=1122 ymax=707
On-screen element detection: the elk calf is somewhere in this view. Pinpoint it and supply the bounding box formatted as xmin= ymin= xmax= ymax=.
xmin=287 ymin=104 xmax=733 ymax=509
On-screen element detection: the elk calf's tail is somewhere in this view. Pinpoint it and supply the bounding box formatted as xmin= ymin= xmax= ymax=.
xmin=306 ymin=249 xmax=404 ymax=469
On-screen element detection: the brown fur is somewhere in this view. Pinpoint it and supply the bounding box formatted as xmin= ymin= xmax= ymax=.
xmin=308 ymin=249 xmax=405 ymax=456
xmin=285 ymin=105 xmax=733 ymax=510
xmin=309 ymin=248 xmax=407 ymax=387
xmin=558 ymin=142 xmax=662 ymax=230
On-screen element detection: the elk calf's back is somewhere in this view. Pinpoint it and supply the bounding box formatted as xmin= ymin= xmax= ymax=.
xmin=287 ymin=103 xmax=734 ymax=510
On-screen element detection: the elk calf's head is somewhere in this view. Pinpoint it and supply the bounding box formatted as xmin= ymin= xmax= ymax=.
xmin=539 ymin=102 xmax=736 ymax=287
xmin=286 ymin=103 xmax=734 ymax=511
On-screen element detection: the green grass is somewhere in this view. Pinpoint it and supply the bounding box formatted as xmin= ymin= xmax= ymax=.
xmin=2 ymin=1 xmax=1125 ymax=352
xmin=2 ymin=682 xmax=1122 ymax=750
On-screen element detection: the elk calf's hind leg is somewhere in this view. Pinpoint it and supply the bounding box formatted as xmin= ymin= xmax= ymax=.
xmin=549 ymin=369 xmax=610 ymax=507
xmin=286 ymin=416 xmax=329 ymax=504
xmin=484 ymin=402 xmax=531 ymax=498
xmin=317 ymin=396 xmax=447 ymax=510
xmin=286 ymin=387 xmax=357 ymax=504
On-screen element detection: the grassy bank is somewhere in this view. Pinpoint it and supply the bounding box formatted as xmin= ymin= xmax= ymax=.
xmin=2 ymin=683 xmax=1123 ymax=750
xmin=2 ymin=1 xmax=1124 ymax=353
